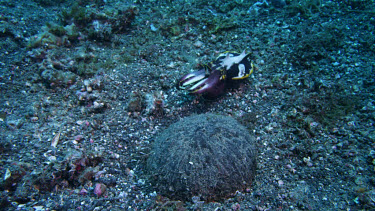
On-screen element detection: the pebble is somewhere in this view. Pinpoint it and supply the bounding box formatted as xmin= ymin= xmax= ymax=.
xmin=303 ymin=157 xmax=313 ymax=167
xmin=79 ymin=188 xmax=88 ymax=195
xmin=94 ymin=183 xmax=107 ymax=197
xmin=74 ymin=135 xmax=84 ymax=141
xmin=87 ymin=86 xmax=92 ymax=92
xmin=31 ymin=116 xmax=38 ymax=122
xmin=93 ymin=101 xmax=104 ymax=109
xmin=33 ymin=206 xmax=44 ymax=211
xmin=4 ymin=168 xmax=11 ymax=181
xmin=150 ymin=24 xmax=157 ymax=32
xmin=193 ymin=40 xmax=203 ymax=48
xmin=83 ymin=80 xmax=90 ymax=86
xmin=166 ymin=62 xmax=176 ymax=68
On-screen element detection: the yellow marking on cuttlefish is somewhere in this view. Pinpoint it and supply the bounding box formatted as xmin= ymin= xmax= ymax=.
xmin=232 ymin=61 xmax=255 ymax=80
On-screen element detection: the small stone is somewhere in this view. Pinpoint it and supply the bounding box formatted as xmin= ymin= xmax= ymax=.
xmin=7 ymin=118 xmax=24 ymax=129
xmin=150 ymin=24 xmax=158 ymax=32
xmin=83 ymin=80 xmax=90 ymax=86
xmin=94 ymin=183 xmax=107 ymax=197
xmin=303 ymin=157 xmax=310 ymax=163
xmin=33 ymin=206 xmax=44 ymax=211
xmin=193 ymin=40 xmax=203 ymax=48
xmin=51 ymin=132 xmax=61 ymax=148
xmin=48 ymin=156 xmax=57 ymax=162
xmin=125 ymin=168 xmax=134 ymax=177
xmin=231 ymin=203 xmax=241 ymax=211
xmin=166 ymin=62 xmax=176 ymax=68
xmin=30 ymin=117 xmax=38 ymax=122
xmin=111 ymin=153 xmax=120 ymax=159
xmin=4 ymin=168 xmax=11 ymax=181
xmin=332 ymin=127 xmax=339 ymax=133
xmin=79 ymin=188 xmax=88 ymax=195
xmin=93 ymin=101 xmax=104 ymax=109
xmin=74 ymin=135 xmax=84 ymax=141
xmin=86 ymin=86 xmax=92 ymax=92
xmin=310 ymin=122 xmax=319 ymax=128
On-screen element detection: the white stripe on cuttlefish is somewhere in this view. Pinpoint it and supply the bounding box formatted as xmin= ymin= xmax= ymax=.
xmin=221 ymin=50 xmax=247 ymax=70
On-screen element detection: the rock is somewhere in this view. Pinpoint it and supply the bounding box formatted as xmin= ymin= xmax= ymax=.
xmin=193 ymin=40 xmax=203 ymax=48
xmin=94 ymin=183 xmax=107 ymax=197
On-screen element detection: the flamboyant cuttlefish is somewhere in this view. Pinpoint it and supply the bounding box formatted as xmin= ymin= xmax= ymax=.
xmin=176 ymin=50 xmax=254 ymax=98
